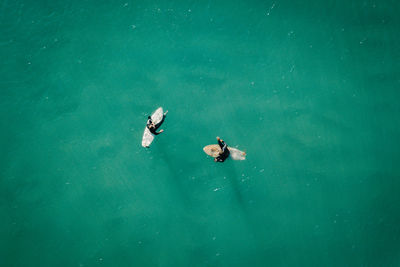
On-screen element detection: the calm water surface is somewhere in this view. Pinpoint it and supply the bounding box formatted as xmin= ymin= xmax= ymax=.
xmin=1 ymin=0 xmax=400 ymax=266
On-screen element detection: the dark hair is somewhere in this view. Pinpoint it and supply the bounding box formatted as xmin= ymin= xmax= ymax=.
xmin=148 ymin=116 xmax=151 ymax=119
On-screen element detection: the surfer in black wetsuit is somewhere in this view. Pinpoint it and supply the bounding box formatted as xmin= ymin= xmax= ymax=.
xmin=215 ymin=136 xmax=230 ymax=162
xmin=147 ymin=111 xmax=168 ymax=135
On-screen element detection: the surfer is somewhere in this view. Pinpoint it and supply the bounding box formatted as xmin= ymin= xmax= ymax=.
xmin=147 ymin=110 xmax=168 ymax=135
xmin=215 ymin=136 xmax=230 ymax=162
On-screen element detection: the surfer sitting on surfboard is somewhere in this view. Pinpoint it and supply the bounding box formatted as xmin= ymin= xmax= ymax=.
xmin=147 ymin=111 xmax=168 ymax=135
xmin=215 ymin=137 xmax=230 ymax=162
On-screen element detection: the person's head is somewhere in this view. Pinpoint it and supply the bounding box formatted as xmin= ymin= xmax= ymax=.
xmin=148 ymin=116 xmax=151 ymax=120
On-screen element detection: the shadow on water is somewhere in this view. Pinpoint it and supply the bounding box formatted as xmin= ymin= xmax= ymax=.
xmin=225 ymin=161 xmax=263 ymax=248
xmin=224 ymin=163 xmax=246 ymax=208
xmin=153 ymin=142 xmax=193 ymax=209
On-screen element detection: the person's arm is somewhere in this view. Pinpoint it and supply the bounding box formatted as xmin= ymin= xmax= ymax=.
xmin=218 ymin=139 xmax=225 ymax=149
xmin=153 ymin=129 xmax=164 ymax=135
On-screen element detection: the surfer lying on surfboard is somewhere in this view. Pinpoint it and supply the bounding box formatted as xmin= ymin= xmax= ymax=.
xmin=215 ymin=137 xmax=230 ymax=162
xmin=147 ymin=110 xmax=168 ymax=135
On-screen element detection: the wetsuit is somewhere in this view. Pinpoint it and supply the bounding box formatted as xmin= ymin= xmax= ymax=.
xmin=215 ymin=139 xmax=230 ymax=162
xmin=146 ymin=115 xmax=166 ymax=135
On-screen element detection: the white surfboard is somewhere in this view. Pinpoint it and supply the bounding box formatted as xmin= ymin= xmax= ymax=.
xmin=142 ymin=107 xmax=164 ymax=147
xmin=203 ymin=144 xmax=246 ymax=160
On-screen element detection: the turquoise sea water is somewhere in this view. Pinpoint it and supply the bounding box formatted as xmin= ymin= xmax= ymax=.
xmin=1 ymin=0 xmax=400 ymax=266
